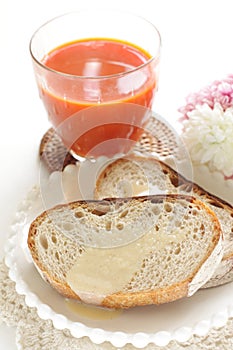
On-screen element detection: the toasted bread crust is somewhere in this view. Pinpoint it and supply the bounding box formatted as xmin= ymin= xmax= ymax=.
xmin=95 ymin=156 xmax=233 ymax=214
xmin=28 ymin=194 xmax=222 ymax=309
xmin=95 ymin=156 xmax=233 ymax=288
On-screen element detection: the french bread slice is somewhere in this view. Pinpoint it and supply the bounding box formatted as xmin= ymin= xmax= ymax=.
xmin=95 ymin=155 xmax=233 ymax=288
xmin=28 ymin=195 xmax=222 ymax=309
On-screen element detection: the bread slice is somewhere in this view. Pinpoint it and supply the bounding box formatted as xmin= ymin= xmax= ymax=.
xmin=28 ymin=195 xmax=222 ymax=309
xmin=95 ymin=155 xmax=233 ymax=288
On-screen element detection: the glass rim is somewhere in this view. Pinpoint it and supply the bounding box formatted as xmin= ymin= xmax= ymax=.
xmin=29 ymin=9 xmax=161 ymax=80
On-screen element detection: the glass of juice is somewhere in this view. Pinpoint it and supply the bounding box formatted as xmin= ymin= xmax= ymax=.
xmin=30 ymin=10 xmax=161 ymax=160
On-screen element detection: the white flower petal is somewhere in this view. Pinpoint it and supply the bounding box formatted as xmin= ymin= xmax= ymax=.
xmin=182 ymin=103 xmax=233 ymax=177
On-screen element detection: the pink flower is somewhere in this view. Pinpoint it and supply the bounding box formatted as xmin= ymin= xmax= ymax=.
xmin=179 ymin=75 xmax=233 ymax=120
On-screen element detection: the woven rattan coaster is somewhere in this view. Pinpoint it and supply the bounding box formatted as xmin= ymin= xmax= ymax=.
xmin=39 ymin=128 xmax=77 ymax=172
xmin=39 ymin=117 xmax=180 ymax=173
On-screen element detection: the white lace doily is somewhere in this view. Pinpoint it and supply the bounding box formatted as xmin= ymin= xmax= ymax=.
xmin=1 ymin=113 xmax=233 ymax=349
xmin=1 ymin=260 xmax=233 ymax=349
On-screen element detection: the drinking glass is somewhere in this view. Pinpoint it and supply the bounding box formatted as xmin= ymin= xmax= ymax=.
xmin=30 ymin=10 xmax=161 ymax=160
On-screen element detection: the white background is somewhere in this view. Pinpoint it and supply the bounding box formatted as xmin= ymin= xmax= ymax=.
xmin=1 ymin=0 xmax=233 ymax=348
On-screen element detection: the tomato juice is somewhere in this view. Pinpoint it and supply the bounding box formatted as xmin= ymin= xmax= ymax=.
xmin=38 ymin=38 xmax=157 ymax=158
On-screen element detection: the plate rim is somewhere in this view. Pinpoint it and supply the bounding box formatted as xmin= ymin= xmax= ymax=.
xmin=4 ymin=179 xmax=233 ymax=348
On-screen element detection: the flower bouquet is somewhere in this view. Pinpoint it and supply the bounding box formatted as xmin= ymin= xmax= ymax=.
xmin=179 ymin=75 xmax=233 ymax=203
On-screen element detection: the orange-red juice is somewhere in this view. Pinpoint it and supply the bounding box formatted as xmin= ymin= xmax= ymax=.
xmin=40 ymin=38 xmax=157 ymax=157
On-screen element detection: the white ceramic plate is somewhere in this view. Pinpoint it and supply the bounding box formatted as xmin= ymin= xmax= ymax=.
xmin=4 ymin=161 xmax=233 ymax=349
